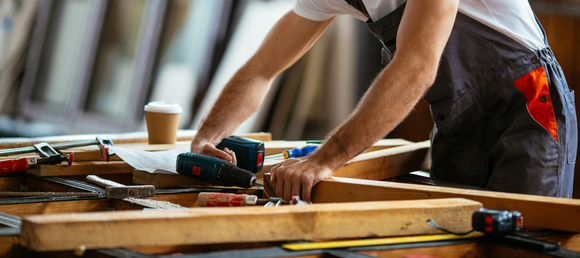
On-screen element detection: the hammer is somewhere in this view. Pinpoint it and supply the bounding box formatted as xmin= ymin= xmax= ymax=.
xmin=86 ymin=175 xmax=155 ymax=198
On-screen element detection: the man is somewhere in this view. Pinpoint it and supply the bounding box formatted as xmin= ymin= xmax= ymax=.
xmin=191 ymin=0 xmax=577 ymax=201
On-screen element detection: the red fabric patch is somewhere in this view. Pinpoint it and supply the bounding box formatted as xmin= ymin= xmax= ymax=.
xmin=513 ymin=66 xmax=558 ymax=141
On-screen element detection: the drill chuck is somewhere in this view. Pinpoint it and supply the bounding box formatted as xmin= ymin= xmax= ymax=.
xmin=176 ymin=152 xmax=256 ymax=188
xmin=216 ymin=162 xmax=256 ymax=188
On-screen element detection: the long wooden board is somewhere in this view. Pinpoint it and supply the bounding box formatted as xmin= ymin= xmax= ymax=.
xmin=293 ymin=177 xmax=580 ymax=233
xmin=132 ymin=169 xmax=264 ymax=190
xmin=0 ymin=131 xmax=272 ymax=149
xmin=331 ymin=140 xmax=429 ymax=179
xmin=133 ymin=140 xmax=428 ymax=188
xmin=26 ymin=161 xmax=133 ymax=177
xmin=19 ymin=198 xmax=481 ymax=251
xmin=1 ymin=138 xmax=411 ymax=163
xmin=0 ymin=199 xmax=144 ymax=217
xmin=263 ymin=138 xmax=411 ymax=156
xmin=0 ymin=132 xmax=272 ymax=163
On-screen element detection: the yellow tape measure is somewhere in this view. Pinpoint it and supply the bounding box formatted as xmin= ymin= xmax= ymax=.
xmin=282 ymin=231 xmax=484 ymax=251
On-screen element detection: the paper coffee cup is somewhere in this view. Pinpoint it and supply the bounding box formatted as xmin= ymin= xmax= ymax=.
xmin=144 ymin=101 xmax=183 ymax=144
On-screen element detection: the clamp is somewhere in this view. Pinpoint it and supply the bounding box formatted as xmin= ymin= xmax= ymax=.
xmin=0 ymin=136 xmax=115 ymax=161
xmin=0 ymin=142 xmax=73 ymax=175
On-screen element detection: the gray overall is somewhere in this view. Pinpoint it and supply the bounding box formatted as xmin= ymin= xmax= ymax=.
xmin=346 ymin=1 xmax=577 ymax=197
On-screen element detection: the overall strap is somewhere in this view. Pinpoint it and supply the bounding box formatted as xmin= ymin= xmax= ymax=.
xmin=344 ymin=0 xmax=372 ymax=22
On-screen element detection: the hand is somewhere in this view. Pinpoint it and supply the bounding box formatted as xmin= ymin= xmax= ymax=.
xmin=190 ymin=139 xmax=237 ymax=165
xmin=269 ymin=157 xmax=333 ymax=202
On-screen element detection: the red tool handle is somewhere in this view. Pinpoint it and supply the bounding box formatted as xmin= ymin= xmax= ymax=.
xmin=0 ymin=158 xmax=30 ymax=175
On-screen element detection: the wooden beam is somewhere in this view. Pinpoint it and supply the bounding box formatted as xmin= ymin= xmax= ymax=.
xmin=1 ymin=138 xmax=409 ymax=164
xmin=5 ymin=138 xmax=408 ymax=162
xmin=0 ymin=191 xmax=263 ymax=217
xmin=19 ymin=198 xmax=481 ymax=251
xmin=0 ymin=199 xmax=144 ymax=217
xmin=135 ymin=140 xmax=428 ymax=188
xmin=301 ymin=177 xmax=580 ymax=233
xmin=332 ymin=140 xmax=429 ymax=180
xmin=132 ymin=169 xmax=264 ymax=190
xmin=26 ymin=161 xmax=133 ymax=177
xmin=132 ymin=169 xmax=209 ymax=188
xmin=73 ymin=138 xmax=411 ymax=162
xmin=263 ymin=140 xmax=428 ymax=179
xmin=0 ymin=131 xmax=272 ymax=149
xmin=264 ymin=139 xmax=411 ymax=156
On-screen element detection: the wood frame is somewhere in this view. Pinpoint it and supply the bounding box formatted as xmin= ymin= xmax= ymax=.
xmin=3 ymin=133 xmax=580 ymax=257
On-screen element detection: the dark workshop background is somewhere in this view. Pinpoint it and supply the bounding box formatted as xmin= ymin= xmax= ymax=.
xmin=0 ymin=0 xmax=578 ymax=197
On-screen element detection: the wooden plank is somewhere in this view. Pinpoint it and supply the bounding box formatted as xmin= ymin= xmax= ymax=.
xmin=132 ymin=169 xmax=264 ymax=190
xmin=0 ymin=199 xmax=144 ymax=217
xmin=132 ymin=140 xmax=426 ymax=188
xmin=0 ymin=191 xmax=263 ymax=217
xmin=26 ymin=161 xmax=133 ymax=177
xmin=19 ymin=198 xmax=481 ymax=251
xmin=0 ymin=142 xmax=190 ymax=162
xmin=132 ymin=169 xmax=210 ymax=188
xmin=264 ymin=140 xmax=429 ymax=178
xmin=264 ymin=138 xmax=411 ymax=156
xmin=332 ymin=140 xmax=429 ymax=180
xmin=302 ymin=177 xmax=580 ymax=232
xmin=0 ymin=131 xmax=272 ymax=149
xmin=1 ymin=138 xmax=408 ymax=163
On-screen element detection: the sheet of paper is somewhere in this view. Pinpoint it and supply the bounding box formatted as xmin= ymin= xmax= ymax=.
xmin=109 ymin=146 xmax=189 ymax=174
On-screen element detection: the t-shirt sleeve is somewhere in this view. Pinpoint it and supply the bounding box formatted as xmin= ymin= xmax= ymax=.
xmin=293 ymin=0 xmax=337 ymax=21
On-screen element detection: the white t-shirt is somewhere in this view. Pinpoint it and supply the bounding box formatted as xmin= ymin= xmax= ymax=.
xmin=293 ymin=0 xmax=546 ymax=50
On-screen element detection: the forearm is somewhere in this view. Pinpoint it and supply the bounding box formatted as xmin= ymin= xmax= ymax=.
xmin=194 ymin=64 xmax=272 ymax=146
xmin=312 ymin=58 xmax=436 ymax=171
xmin=193 ymin=11 xmax=333 ymax=147
xmin=270 ymin=0 xmax=459 ymax=202
xmin=311 ymin=0 xmax=458 ymax=171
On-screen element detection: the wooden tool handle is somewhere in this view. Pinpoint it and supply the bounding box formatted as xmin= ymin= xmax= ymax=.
xmin=86 ymin=175 xmax=125 ymax=188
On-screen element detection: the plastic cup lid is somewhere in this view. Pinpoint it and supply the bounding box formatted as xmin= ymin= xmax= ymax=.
xmin=144 ymin=101 xmax=183 ymax=113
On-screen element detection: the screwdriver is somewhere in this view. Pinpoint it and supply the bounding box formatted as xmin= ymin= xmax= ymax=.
xmin=265 ymin=145 xmax=319 ymax=159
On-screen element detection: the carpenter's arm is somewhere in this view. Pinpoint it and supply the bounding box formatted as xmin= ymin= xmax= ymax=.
xmin=270 ymin=0 xmax=459 ymax=201
xmin=191 ymin=11 xmax=334 ymax=160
